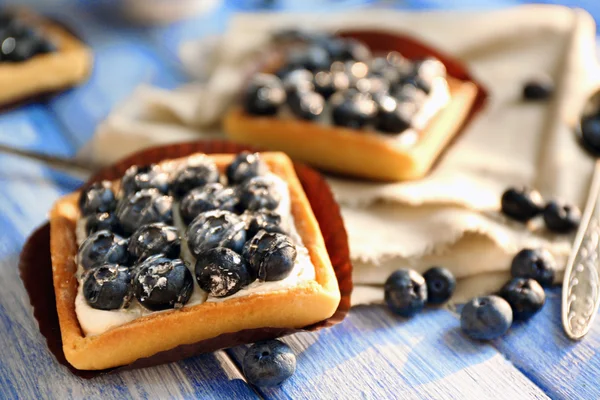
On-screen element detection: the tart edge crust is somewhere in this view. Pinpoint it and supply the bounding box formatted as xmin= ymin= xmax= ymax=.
xmin=224 ymin=77 xmax=479 ymax=181
xmin=49 ymin=152 xmax=341 ymax=370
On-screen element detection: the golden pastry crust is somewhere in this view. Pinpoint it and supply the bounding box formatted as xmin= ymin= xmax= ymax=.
xmin=224 ymin=77 xmax=479 ymax=181
xmin=0 ymin=9 xmax=92 ymax=106
xmin=50 ymin=152 xmax=340 ymax=370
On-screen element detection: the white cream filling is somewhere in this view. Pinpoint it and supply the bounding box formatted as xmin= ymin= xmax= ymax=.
xmin=74 ymin=169 xmax=316 ymax=336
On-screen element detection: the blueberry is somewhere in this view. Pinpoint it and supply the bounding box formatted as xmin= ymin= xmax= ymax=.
xmin=180 ymin=183 xmax=238 ymax=225
xmin=121 ymin=164 xmax=170 ymax=196
xmin=523 ymin=75 xmax=553 ymax=101
xmin=375 ymin=95 xmax=414 ymax=134
xmin=187 ymin=210 xmax=247 ymax=256
xmin=226 ymin=152 xmax=269 ymax=185
xmin=391 ymin=82 xmax=427 ymax=105
xmin=384 ymin=269 xmax=427 ymax=317
xmin=116 ymin=188 xmax=174 ymax=235
xmin=499 ymin=278 xmax=545 ymax=321
xmin=83 ymin=264 xmax=132 ymax=310
xmin=413 ymin=57 xmax=446 ymax=81
xmin=287 ymin=90 xmax=325 ymax=121
xmin=423 ymin=266 xmax=456 ymax=305
xmin=320 ymin=37 xmax=370 ymax=62
xmin=281 ymin=69 xmax=314 ymax=95
xmin=85 ymin=212 xmax=123 ymax=236
xmin=78 ymin=181 xmax=117 ymax=216
xmin=238 ymin=176 xmax=281 ymax=212
xmin=461 ymin=295 xmax=512 ymax=340
xmin=77 ymin=230 xmax=130 ymax=271
xmin=128 ymin=223 xmax=180 ymax=262
xmin=331 ymin=61 xmax=369 ymax=86
xmin=543 ymin=200 xmax=581 ymax=233
xmin=355 ymin=75 xmax=390 ymax=96
xmin=195 ymin=247 xmax=252 ymax=297
xmin=581 ymin=115 xmax=600 ymax=154
xmin=133 ymin=255 xmax=194 ymax=311
xmin=244 ymin=209 xmax=286 ymax=238
xmin=170 ymin=161 xmax=220 ymax=199
xmin=331 ymin=92 xmax=377 ymax=129
xmin=501 ymin=186 xmax=544 ymax=222
xmin=244 ymin=74 xmax=286 ymax=116
xmin=511 ymin=248 xmax=556 ymax=287
xmin=400 ymin=73 xmax=432 ymax=95
xmin=243 ymin=231 xmax=297 ymax=282
xmin=287 ymin=45 xmax=330 ymax=72
xmin=312 ymin=70 xmax=349 ymax=99
xmin=243 ymin=340 xmax=296 ymax=387
xmin=370 ymin=52 xmax=411 ymax=86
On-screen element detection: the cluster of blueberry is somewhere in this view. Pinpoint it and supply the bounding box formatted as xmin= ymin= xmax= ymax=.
xmin=501 ymin=186 xmax=581 ymax=233
xmin=0 ymin=13 xmax=55 ymax=63
xmin=384 ymin=247 xmax=555 ymax=341
xmin=384 ymin=266 xmax=456 ymax=318
xmin=244 ymin=31 xmax=445 ymax=133
xmin=77 ymin=152 xmax=299 ymax=311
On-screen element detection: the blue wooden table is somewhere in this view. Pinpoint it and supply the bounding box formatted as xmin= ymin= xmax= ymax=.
xmin=1 ymin=1 xmax=600 ymax=399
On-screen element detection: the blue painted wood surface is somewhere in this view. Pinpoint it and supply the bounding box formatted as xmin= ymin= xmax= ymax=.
xmin=0 ymin=1 xmax=599 ymax=399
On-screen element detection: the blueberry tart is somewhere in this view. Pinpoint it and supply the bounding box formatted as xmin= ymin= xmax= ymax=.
xmin=0 ymin=9 xmax=92 ymax=107
xmin=224 ymin=30 xmax=483 ymax=181
xmin=49 ymin=151 xmax=340 ymax=370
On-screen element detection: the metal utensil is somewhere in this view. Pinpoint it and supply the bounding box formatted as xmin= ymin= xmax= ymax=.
xmin=562 ymin=90 xmax=600 ymax=340
xmin=0 ymin=143 xmax=94 ymax=178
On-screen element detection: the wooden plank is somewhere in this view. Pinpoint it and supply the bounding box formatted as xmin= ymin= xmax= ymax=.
xmin=227 ymin=306 xmax=549 ymax=399
xmin=490 ymin=288 xmax=600 ymax=400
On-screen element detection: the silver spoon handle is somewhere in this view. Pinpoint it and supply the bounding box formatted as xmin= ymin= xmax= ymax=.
xmin=562 ymin=160 xmax=600 ymax=340
xmin=0 ymin=143 xmax=94 ymax=177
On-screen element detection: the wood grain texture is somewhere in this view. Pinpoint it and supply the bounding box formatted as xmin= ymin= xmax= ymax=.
xmin=227 ymin=306 xmax=549 ymax=399
xmin=0 ymin=0 xmax=600 ymax=398
xmin=490 ymin=288 xmax=600 ymax=400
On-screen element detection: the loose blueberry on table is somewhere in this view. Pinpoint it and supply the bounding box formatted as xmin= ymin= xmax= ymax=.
xmin=423 ymin=266 xmax=456 ymax=305
xmin=498 ymin=277 xmax=545 ymax=321
xmin=243 ymin=340 xmax=297 ymax=387
xmin=134 ymin=255 xmax=194 ymax=311
xmin=460 ymin=295 xmax=513 ymax=340
xmin=0 ymin=13 xmax=56 ymax=63
xmin=511 ymin=248 xmax=556 ymax=287
xmin=522 ymin=75 xmax=554 ymax=101
xmin=244 ymin=33 xmax=448 ymax=137
xmin=543 ymin=200 xmax=581 ymax=233
xmin=501 ymin=186 xmax=544 ymax=222
xmin=384 ymin=269 xmax=428 ymax=317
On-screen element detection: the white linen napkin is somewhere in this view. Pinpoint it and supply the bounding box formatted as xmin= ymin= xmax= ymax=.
xmin=79 ymin=5 xmax=600 ymax=305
